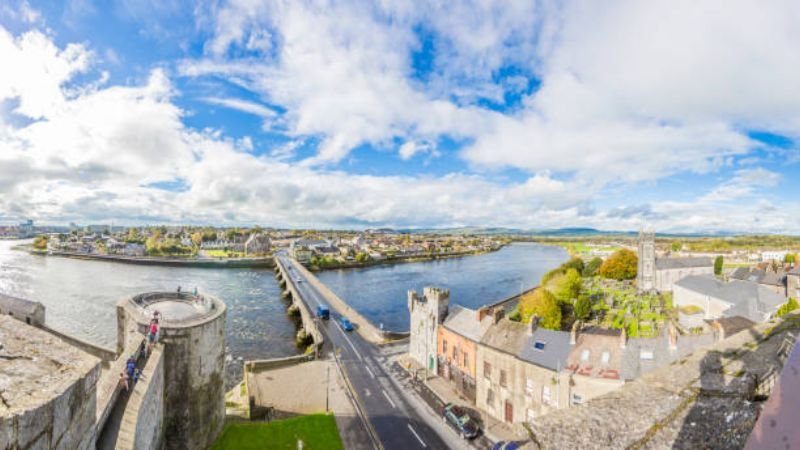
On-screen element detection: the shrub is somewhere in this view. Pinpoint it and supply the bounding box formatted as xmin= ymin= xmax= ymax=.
xmin=518 ymin=289 xmax=561 ymax=330
xmin=776 ymin=298 xmax=799 ymax=317
xmin=714 ymin=256 xmax=724 ymax=275
xmin=574 ymin=295 xmax=591 ymax=321
xmin=584 ymin=257 xmax=603 ymax=277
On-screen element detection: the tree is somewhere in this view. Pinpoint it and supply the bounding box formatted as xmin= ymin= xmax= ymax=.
xmin=33 ymin=235 xmax=48 ymax=250
xmin=785 ymin=253 xmax=797 ymax=264
xmin=574 ymin=295 xmax=592 ymax=321
xmin=584 ymin=257 xmax=603 ymax=277
xmin=598 ymin=249 xmax=638 ymax=280
xmin=714 ymin=256 xmax=724 ymax=275
xmin=671 ymin=241 xmax=682 ymax=252
xmin=518 ymin=289 xmax=561 ymax=330
xmin=355 ymin=252 xmax=369 ymax=262
xmin=563 ymin=257 xmax=585 ymax=276
xmin=126 ymin=227 xmax=141 ymax=243
xmin=776 ymin=298 xmax=798 ymax=317
xmin=552 ymin=268 xmax=582 ymax=304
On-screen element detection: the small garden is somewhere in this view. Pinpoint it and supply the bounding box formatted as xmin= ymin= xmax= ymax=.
xmin=213 ymin=414 xmax=344 ymax=450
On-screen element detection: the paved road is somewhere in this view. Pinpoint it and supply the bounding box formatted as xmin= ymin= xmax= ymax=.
xmin=279 ymin=256 xmax=480 ymax=450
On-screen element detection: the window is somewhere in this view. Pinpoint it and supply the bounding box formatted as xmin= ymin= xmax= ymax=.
xmin=484 ymin=362 xmax=492 ymax=379
xmin=571 ymin=393 xmax=583 ymax=405
xmin=542 ymin=386 xmax=551 ymax=405
xmin=526 ymin=408 xmax=536 ymax=423
xmin=442 ymin=339 xmax=447 ymax=354
xmin=580 ymin=349 xmax=590 ymax=361
xmin=640 ymin=350 xmax=654 ymax=360
xmin=534 ymin=341 xmax=546 ymax=351
xmin=453 ymin=346 xmax=459 ymax=361
xmin=500 ymin=370 xmax=507 ymax=387
xmin=525 ymin=379 xmax=535 ymax=397
xmin=601 ymin=351 xmax=610 ymax=364
xmin=463 ymin=352 xmax=469 ymax=368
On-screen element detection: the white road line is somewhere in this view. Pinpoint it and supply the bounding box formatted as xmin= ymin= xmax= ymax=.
xmin=382 ymin=389 xmax=397 ymax=409
xmin=407 ymin=424 xmax=427 ymax=448
xmin=365 ymin=365 xmax=375 ymax=379
xmin=337 ymin=322 xmax=363 ymax=361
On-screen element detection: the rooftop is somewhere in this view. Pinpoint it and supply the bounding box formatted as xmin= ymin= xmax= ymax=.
xmin=0 ymin=315 xmax=99 ymax=416
xmin=441 ymin=304 xmax=490 ymax=342
xmin=675 ymin=275 xmax=786 ymax=322
xmin=125 ymin=291 xmax=225 ymax=327
xmin=655 ymin=257 xmax=713 ymax=270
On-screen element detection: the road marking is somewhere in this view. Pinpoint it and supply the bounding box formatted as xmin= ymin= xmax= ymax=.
xmin=336 ymin=322 xmax=363 ymax=361
xmin=381 ymin=389 xmax=397 ymax=409
xmin=365 ymin=365 xmax=375 ymax=379
xmin=364 ymin=389 xmax=371 ymax=397
xmin=407 ymin=424 xmax=427 ymax=448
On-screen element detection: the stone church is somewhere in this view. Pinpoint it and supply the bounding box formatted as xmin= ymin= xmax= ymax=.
xmin=637 ymin=229 xmax=714 ymax=293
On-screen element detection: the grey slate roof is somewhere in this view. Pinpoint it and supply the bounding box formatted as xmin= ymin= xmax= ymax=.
xmin=442 ymin=304 xmax=487 ymax=343
xmin=730 ymin=267 xmax=787 ymax=287
xmin=655 ymin=257 xmax=713 ymax=270
xmin=789 ymin=266 xmax=800 ymax=275
xmin=620 ymin=333 xmax=715 ymax=380
xmin=519 ymin=328 xmax=572 ymax=371
xmin=675 ymin=275 xmax=785 ymax=322
xmin=480 ymin=318 xmax=529 ymax=356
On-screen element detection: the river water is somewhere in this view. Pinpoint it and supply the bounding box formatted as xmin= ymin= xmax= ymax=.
xmin=0 ymin=241 xmax=565 ymax=384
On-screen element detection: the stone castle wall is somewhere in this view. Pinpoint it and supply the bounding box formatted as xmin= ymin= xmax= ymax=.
xmin=117 ymin=344 xmax=165 ymax=450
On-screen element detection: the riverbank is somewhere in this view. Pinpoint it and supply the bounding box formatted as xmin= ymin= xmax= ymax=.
xmin=308 ymin=246 xmax=505 ymax=272
xmin=19 ymin=247 xmax=275 ymax=268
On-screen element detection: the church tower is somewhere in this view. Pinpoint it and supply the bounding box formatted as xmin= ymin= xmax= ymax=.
xmin=637 ymin=228 xmax=656 ymax=292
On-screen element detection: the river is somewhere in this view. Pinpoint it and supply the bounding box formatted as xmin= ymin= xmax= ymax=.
xmin=0 ymin=241 xmax=566 ymax=384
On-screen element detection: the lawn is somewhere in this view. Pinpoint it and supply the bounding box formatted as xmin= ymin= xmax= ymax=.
xmin=203 ymin=249 xmax=245 ymax=258
xmin=213 ymin=414 xmax=344 ymax=450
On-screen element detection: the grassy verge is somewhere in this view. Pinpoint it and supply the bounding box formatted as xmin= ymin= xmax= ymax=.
xmin=212 ymin=414 xmax=344 ymax=450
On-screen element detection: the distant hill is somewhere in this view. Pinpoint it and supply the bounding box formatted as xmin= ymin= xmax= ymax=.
xmin=398 ymin=227 xmax=742 ymax=238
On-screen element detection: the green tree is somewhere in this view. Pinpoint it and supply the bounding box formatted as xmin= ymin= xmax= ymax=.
xmin=563 ymin=257 xmax=585 ymax=276
xmin=785 ymin=253 xmax=797 ymax=264
xmin=714 ymin=256 xmax=724 ymax=275
xmin=584 ymin=257 xmax=603 ymax=277
xmin=552 ymin=268 xmax=582 ymax=304
xmin=574 ymin=295 xmax=591 ymax=321
xmin=776 ymin=297 xmax=799 ymax=317
xmin=355 ymin=252 xmax=369 ymax=262
xmin=518 ymin=289 xmax=561 ymax=330
xmin=598 ymin=249 xmax=638 ymax=280
xmin=671 ymin=241 xmax=682 ymax=252
xmin=126 ymin=227 xmax=141 ymax=243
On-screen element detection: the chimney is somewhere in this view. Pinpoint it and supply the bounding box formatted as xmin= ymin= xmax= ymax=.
xmin=668 ymin=322 xmax=678 ymax=350
xmin=619 ymin=327 xmax=627 ymax=349
xmin=477 ymin=307 xmax=490 ymax=322
xmin=570 ymin=320 xmax=581 ymax=345
xmin=528 ymin=314 xmax=540 ymax=335
xmin=492 ymin=306 xmax=505 ymax=324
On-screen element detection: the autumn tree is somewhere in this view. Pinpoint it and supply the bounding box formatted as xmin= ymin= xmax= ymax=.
xmin=598 ymin=249 xmax=638 ymax=280
xmin=518 ymin=289 xmax=561 ymax=330
xmin=33 ymin=235 xmax=48 ymax=250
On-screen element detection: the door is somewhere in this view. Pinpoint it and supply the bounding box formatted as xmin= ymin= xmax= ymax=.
xmin=505 ymin=400 xmax=513 ymax=423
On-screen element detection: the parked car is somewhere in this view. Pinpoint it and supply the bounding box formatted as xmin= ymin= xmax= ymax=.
xmin=339 ymin=316 xmax=354 ymax=331
xmin=492 ymin=441 xmax=523 ymax=450
xmin=442 ymin=403 xmax=480 ymax=440
xmin=316 ymin=305 xmax=330 ymax=320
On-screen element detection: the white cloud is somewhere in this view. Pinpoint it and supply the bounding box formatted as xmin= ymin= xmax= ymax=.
xmin=202 ymin=96 xmax=277 ymax=118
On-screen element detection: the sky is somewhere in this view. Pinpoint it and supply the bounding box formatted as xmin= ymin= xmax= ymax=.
xmin=1 ymin=0 xmax=799 ymax=232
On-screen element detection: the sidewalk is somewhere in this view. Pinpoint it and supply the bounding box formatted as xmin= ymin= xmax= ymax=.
xmin=394 ymin=353 xmax=528 ymax=444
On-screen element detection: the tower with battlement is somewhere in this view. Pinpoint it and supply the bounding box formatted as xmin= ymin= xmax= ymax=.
xmin=638 ymin=228 xmax=656 ymax=292
xmin=408 ymin=287 xmax=450 ymax=374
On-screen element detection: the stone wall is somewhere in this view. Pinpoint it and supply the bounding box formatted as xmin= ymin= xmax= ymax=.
xmin=116 ymin=344 xmax=165 ymax=450
xmin=275 ymin=260 xmax=324 ymax=351
xmin=0 ymin=292 xmax=45 ymax=326
xmin=43 ymin=325 xmax=117 ymax=362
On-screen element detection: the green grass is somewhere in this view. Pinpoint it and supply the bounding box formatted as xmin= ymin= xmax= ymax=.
xmin=213 ymin=414 xmax=344 ymax=450
xmin=204 ymin=249 xmax=245 ymax=258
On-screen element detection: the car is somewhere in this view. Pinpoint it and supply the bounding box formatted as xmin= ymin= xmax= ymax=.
xmin=316 ymin=305 xmax=330 ymax=320
xmin=338 ymin=316 xmax=354 ymax=331
xmin=492 ymin=441 xmax=523 ymax=450
xmin=295 ymin=278 xmax=302 ymax=283
xmin=442 ymin=403 xmax=480 ymax=440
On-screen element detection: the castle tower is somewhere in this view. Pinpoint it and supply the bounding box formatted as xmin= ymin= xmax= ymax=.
xmin=408 ymin=287 xmax=450 ymax=374
xmin=637 ymin=228 xmax=656 ymax=292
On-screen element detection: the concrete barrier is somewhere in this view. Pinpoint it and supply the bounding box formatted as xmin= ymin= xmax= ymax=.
xmin=43 ymin=325 xmax=117 ymax=362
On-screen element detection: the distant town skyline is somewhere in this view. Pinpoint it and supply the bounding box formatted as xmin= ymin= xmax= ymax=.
xmin=1 ymin=1 xmax=800 ymax=232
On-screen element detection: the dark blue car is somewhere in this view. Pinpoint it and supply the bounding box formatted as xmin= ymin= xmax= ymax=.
xmin=316 ymin=305 xmax=330 ymax=320
xmin=492 ymin=441 xmax=523 ymax=450
xmin=339 ymin=316 xmax=354 ymax=331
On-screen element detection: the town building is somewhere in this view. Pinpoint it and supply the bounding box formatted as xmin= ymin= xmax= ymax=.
xmin=244 ymin=233 xmax=271 ymax=256
xmin=673 ymin=274 xmax=786 ymax=322
xmin=436 ymin=305 xmax=493 ymax=403
xmin=761 ymin=250 xmax=788 ymax=262
xmin=729 ymin=266 xmax=788 ymax=297
xmin=408 ymin=287 xmax=450 ymax=373
xmin=788 ymin=267 xmax=800 ymax=299
xmin=637 ymin=229 xmax=714 ymax=292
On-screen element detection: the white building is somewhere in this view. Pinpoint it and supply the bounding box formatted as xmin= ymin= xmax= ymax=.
xmin=761 ymin=250 xmax=788 ymax=262
xmin=408 ymin=287 xmax=449 ymax=373
xmin=673 ymin=275 xmax=785 ymax=323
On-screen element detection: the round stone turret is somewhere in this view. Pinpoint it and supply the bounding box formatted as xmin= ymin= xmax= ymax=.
xmin=117 ymin=291 xmax=226 ymax=450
